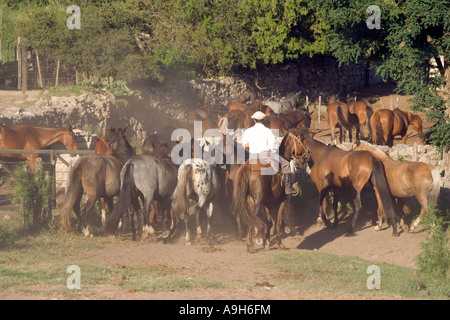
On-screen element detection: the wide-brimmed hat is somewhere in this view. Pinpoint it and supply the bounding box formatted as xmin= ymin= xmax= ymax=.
xmin=251 ymin=111 xmax=266 ymax=120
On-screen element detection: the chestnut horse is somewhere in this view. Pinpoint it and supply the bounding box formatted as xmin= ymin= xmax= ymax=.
xmin=370 ymin=108 xmax=423 ymax=146
xmin=0 ymin=124 xmax=78 ymax=171
xmin=60 ymin=128 xmax=135 ymax=237
xmin=94 ymin=136 xmax=113 ymax=156
xmin=232 ymin=129 xmax=307 ymax=252
xmin=301 ymin=136 xmax=400 ymax=236
xmin=229 ymin=99 xmax=263 ymax=114
xmin=94 ymin=135 xmax=114 ymax=226
xmin=354 ymin=142 xmax=441 ymax=232
xmin=347 ymin=96 xmax=374 ymax=140
xmin=327 ymin=95 xmax=353 ymax=144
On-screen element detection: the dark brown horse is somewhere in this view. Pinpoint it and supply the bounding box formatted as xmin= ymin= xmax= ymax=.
xmin=232 ymin=129 xmax=307 ymax=252
xmin=60 ymin=127 xmax=135 ymax=237
xmin=301 ymin=136 xmax=400 ymax=236
xmin=370 ymin=108 xmax=423 ymax=146
xmin=354 ymin=142 xmax=441 ymax=232
xmin=0 ymin=124 xmax=78 ymax=170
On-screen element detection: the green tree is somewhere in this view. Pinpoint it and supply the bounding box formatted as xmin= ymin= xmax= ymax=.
xmin=310 ymin=0 xmax=450 ymax=151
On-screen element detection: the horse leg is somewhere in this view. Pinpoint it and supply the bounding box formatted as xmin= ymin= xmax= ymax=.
xmin=100 ymin=198 xmax=107 ymax=227
xmin=142 ymin=194 xmax=156 ymax=241
xmin=205 ymin=201 xmax=214 ymax=244
xmin=254 ymin=196 xmax=267 ymax=248
xmin=331 ymin=190 xmax=339 ymax=228
xmin=81 ymin=195 xmax=97 ymax=237
xmin=263 ymin=206 xmax=272 ymax=248
xmin=72 ymin=192 xmax=82 ymax=233
xmin=348 ymin=190 xmax=362 ymax=235
xmin=246 ymin=225 xmax=254 ymax=253
xmin=195 ymin=205 xmax=202 ymax=242
xmin=330 ymin=125 xmax=336 ymax=145
xmin=275 ymin=201 xmax=287 ymax=249
xmin=410 ymin=195 xmax=428 ymax=232
xmin=184 ymin=210 xmax=192 ymax=246
xmin=129 ymin=196 xmax=141 ymax=241
xmin=318 ymin=188 xmax=331 ymax=227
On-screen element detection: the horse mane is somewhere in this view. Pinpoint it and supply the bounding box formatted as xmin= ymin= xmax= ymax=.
xmin=357 ymin=141 xmax=390 ymax=160
xmin=109 ymin=129 xmax=135 ymax=164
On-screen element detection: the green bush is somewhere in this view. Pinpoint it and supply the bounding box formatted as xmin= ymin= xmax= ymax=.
xmin=12 ymin=162 xmax=52 ymax=230
xmin=416 ymin=205 xmax=450 ymax=297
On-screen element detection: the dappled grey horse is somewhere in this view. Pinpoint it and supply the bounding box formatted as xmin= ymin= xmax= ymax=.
xmin=172 ymin=158 xmax=220 ymax=245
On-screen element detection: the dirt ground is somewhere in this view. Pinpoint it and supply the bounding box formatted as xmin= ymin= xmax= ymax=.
xmin=0 ymin=84 xmax=435 ymax=300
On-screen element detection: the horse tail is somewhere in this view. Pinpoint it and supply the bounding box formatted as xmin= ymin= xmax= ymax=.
xmin=336 ymin=105 xmax=355 ymax=131
xmin=175 ymin=163 xmax=192 ymax=220
xmin=105 ymin=162 xmax=134 ymax=233
xmin=232 ymin=164 xmax=264 ymax=231
xmin=366 ymin=105 xmax=374 ymax=138
xmin=60 ymin=160 xmax=83 ymax=233
xmin=369 ymin=110 xmax=385 ymax=145
xmin=428 ymin=168 xmax=441 ymax=206
xmin=370 ymin=157 xmax=397 ymax=223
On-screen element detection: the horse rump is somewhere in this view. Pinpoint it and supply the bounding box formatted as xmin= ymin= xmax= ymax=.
xmin=60 ymin=160 xmax=84 ymax=233
xmin=105 ymin=161 xmax=136 ymax=234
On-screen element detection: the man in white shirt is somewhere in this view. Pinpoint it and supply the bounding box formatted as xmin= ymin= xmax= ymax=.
xmin=241 ymin=111 xmax=297 ymax=195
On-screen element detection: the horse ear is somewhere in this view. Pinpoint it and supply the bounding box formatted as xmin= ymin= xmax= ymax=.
xmin=67 ymin=124 xmax=72 ymax=131
xmin=292 ymin=128 xmax=298 ymax=136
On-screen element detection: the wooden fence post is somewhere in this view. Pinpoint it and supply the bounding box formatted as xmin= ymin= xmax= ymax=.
xmin=55 ymin=58 xmax=60 ymax=87
xmin=36 ymin=50 xmax=43 ymax=88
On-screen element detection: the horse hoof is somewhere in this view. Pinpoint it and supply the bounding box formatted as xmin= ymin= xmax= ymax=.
xmin=373 ymin=225 xmax=381 ymax=231
xmin=161 ymin=230 xmax=170 ymax=239
xmin=316 ymin=218 xmax=324 ymax=225
xmin=346 ymin=228 xmax=355 ymax=236
xmin=401 ymin=224 xmax=409 ymax=233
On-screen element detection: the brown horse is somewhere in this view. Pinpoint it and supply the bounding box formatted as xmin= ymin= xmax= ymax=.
xmin=94 ymin=136 xmax=113 ymax=156
xmin=370 ymin=108 xmax=423 ymax=146
xmin=347 ymin=96 xmax=374 ymax=140
xmin=232 ymin=129 xmax=307 ymax=252
xmin=229 ymin=99 xmax=262 ymax=114
xmin=0 ymin=124 xmax=78 ymax=170
xmin=327 ymin=95 xmax=353 ymax=144
xmin=60 ymin=127 xmax=135 ymax=237
xmin=94 ymin=135 xmax=115 ymax=226
xmin=354 ymin=142 xmax=441 ymax=232
xmin=278 ymin=108 xmax=312 ymax=129
xmin=301 ymin=136 xmax=400 ymax=236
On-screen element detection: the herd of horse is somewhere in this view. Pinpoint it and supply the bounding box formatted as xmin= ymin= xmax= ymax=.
xmin=0 ymin=90 xmax=440 ymax=253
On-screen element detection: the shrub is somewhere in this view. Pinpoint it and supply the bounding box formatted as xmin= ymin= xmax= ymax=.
xmin=12 ymin=162 xmax=52 ymax=230
xmin=416 ymin=205 xmax=450 ymax=297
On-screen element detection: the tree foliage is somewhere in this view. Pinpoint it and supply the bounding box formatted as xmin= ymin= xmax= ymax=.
xmin=3 ymin=0 xmax=327 ymax=80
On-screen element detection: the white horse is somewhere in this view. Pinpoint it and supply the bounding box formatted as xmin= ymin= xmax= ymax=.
xmin=172 ymin=158 xmax=220 ymax=245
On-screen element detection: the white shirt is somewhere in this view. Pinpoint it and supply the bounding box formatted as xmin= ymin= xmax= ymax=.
xmin=241 ymin=123 xmax=276 ymax=154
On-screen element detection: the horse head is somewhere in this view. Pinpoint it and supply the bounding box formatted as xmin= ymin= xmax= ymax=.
xmin=408 ymin=112 xmax=424 ymax=137
xmin=281 ymin=128 xmax=311 ymax=169
xmin=62 ymin=125 xmax=79 ymax=151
